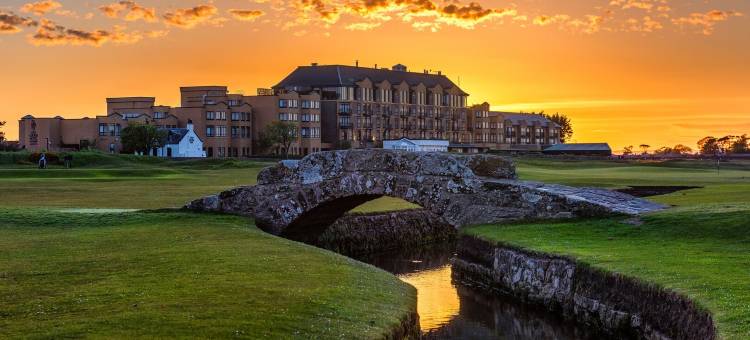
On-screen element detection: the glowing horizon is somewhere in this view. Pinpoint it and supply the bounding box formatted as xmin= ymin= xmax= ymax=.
xmin=1 ymin=0 xmax=748 ymax=152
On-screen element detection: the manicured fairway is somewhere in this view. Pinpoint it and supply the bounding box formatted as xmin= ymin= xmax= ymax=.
xmin=0 ymin=152 xmax=417 ymax=338
xmin=467 ymin=157 xmax=750 ymax=339
xmin=0 ymin=209 xmax=415 ymax=338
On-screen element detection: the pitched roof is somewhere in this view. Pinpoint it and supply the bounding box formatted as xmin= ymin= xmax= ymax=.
xmin=163 ymin=128 xmax=189 ymax=145
xmin=544 ymin=143 xmax=612 ymax=152
xmin=273 ymin=65 xmax=468 ymax=95
xmin=493 ymin=112 xmax=559 ymax=127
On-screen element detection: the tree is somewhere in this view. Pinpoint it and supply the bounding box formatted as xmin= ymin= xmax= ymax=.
xmin=731 ymin=134 xmax=749 ymax=154
xmin=264 ymin=121 xmax=298 ymax=158
xmin=253 ymin=131 xmax=275 ymax=155
xmin=544 ymin=113 xmax=573 ymax=143
xmin=717 ymin=135 xmax=738 ymax=153
xmin=120 ymin=123 xmax=167 ymax=155
xmin=622 ymin=145 xmax=634 ymax=155
xmin=639 ymin=144 xmax=650 ymax=154
xmin=672 ymin=144 xmax=692 ymax=155
xmin=697 ymin=136 xmax=719 ymax=155
xmin=0 ymin=121 xmax=5 ymax=143
xmin=654 ymin=146 xmax=673 ymax=155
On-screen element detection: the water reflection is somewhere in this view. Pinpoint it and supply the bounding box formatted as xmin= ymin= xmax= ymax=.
xmin=355 ymin=243 xmax=595 ymax=340
xmin=400 ymin=265 xmax=460 ymax=331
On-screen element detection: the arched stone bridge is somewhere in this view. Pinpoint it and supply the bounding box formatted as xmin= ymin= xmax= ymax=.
xmin=186 ymin=150 xmax=664 ymax=239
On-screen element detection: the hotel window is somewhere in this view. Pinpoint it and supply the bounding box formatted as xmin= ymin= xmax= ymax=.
xmin=206 ymin=126 xmax=215 ymax=137
xmin=216 ymin=125 xmax=227 ymax=137
xmin=153 ymin=112 xmax=166 ymax=119
xmin=99 ymin=124 xmax=107 ymax=136
xmin=301 ymin=113 xmax=320 ymax=122
xmin=337 ymin=87 xmax=354 ymax=101
xmin=123 ymin=113 xmax=140 ymax=119
xmin=302 ymin=100 xmax=320 ymax=109
xmin=231 ymin=126 xmax=239 ymax=138
xmin=279 ymin=99 xmax=299 ymax=108
xmin=228 ymin=99 xmax=240 ymax=106
xmin=231 ymin=112 xmax=241 ymax=121
xmin=279 ymin=112 xmax=298 ymax=121
xmin=339 ymin=103 xmax=351 ymax=114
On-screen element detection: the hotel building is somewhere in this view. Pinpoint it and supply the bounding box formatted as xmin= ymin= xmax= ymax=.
xmin=18 ymin=63 xmax=560 ymax=157
xmin=19 ymin=86 xmax=254 ymax=157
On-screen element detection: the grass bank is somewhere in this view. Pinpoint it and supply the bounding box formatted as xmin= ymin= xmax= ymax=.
xmin=465 ymin=158 xmax=750 ymax=339
xmin=0 ymin=152 xmax=418 ymax=338
xmin=0 ymin=209 xmax=415 ymax=338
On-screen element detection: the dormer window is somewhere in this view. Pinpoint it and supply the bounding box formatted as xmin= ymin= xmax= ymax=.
xmin=153 ymin=112 xmax=166 ymax=119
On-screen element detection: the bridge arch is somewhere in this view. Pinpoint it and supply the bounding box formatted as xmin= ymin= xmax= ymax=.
xmin=186 ymin=149 xmax=664 ymax=237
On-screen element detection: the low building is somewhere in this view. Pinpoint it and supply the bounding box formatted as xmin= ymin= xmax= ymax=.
xmin=383 ymin=138 xmax=449 ymax=152
xmin=156 ymin=121 xmax=205 ymax=158
xmin=543 ymin=143 xmax=612 ymax=156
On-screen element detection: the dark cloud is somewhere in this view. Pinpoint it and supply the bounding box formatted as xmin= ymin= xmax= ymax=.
xmin=163 ymin=5 xmax=219 ymax=29
xmin=0 ymin=11 xmax=38 ymax=34
xmin=228 ymin=9 xmax=265 ymax=21
xmin=99 ymin=1 xmax=157 ymax=22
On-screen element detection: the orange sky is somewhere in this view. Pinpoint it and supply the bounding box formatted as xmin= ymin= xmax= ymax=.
xmin=1 ymin=0 xmax=748 ymax=152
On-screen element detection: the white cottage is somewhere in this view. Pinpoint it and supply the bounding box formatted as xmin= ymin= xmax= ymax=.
xmin=382 ymin=138 xmax=449 ymax=152
xmin=156 ymin=121 xmax=206 ymax=158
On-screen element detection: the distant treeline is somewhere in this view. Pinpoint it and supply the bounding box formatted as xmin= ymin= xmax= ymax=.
xmin=621 ymin=134 xmax=749 ymax=156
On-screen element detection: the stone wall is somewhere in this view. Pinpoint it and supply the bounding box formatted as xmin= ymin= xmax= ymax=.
xmin=309 ymin=209 xmax=456 ymax=256
xmin=453 ymin=235 xmax=716 ymax=340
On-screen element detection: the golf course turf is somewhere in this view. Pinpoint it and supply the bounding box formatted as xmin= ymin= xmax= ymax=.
xmin=2 ymin=151 xmax=750 ymax=338
xmin=466 ymin=157 xmax=750 ymax=339
xmin=0 ymin=152 xmax=416 ymax=338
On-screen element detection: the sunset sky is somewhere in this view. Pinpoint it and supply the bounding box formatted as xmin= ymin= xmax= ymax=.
xmin=1 ymin=0 xmax=748 ymax=151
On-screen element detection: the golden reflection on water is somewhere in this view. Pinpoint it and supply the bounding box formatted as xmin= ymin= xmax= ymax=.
xmin=398 ymin=264 xmax=460 ymax=331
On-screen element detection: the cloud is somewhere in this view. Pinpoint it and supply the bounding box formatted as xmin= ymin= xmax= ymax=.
xmin=20 ymin=0 xmax=62 ymax=16
xmin=672 ymin=10 xmax=743 ymax=35
xmin=345 ymin=21 xmax=381 ymax=30
xmin=163 ymin=5 xmax=219 ymax=29
xmin=228 ymin=9 xmax=265 ymax=21
xmin=289 ymin=0 xmax=518 ymax=30
xmin=99 ymin=1 xmax=157 ymax=22
xmin=28 ymin=18 xmax=164 ymax=46
xmin=0 ymin=11 xmax=38 ymax=34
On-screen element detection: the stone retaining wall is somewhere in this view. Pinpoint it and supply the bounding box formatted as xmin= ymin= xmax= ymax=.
xmin=453 ymin=235 xmax=716 ymax=340
xmin=302 ymin=209 xmax=456 ymax=256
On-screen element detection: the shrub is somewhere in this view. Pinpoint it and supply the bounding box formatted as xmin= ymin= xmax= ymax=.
xmin=0 ymin=151 xmax=32 ymax=165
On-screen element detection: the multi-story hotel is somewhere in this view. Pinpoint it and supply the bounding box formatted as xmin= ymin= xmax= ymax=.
xmin=467 ymin=102 xmax=561 ymax=152
xmin=264 ymin=63 xmax=471 ymax=151
xmin=19 ymin=86 xmax=254 ymax=157
xmin=18 ymin=63 xmax=560 ymax=157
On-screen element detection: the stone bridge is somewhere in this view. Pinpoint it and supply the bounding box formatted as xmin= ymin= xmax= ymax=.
xmin=186 ymin=150 xmax=664 ymax=240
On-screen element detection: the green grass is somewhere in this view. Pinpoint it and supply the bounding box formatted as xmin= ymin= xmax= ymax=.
xmin=465 ymin=157 xmax=750 ymax=339
xmin=0 ymin=152 xmax=269 ymax=209
xmin=0 ymin=209 xmax=415 ymax=339
xmin=0 ymin=152 xmax=418 ymax=338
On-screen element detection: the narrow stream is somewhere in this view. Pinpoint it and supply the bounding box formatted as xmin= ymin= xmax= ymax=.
xmin=354 ymin=242 xmax=597 ymax=339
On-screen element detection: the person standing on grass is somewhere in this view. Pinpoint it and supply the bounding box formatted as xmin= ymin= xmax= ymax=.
xmin=64 ymin=154 xmax=73 ymax=168
xmin=38 ymin=153 xmax=47 ymax=169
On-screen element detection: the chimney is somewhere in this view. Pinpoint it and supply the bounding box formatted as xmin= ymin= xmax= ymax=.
xmin=311 ymin=62 xmax=318 ymax=66
xmin=375 ymin=63 xmax=378 ymax=69
xmin=437 ymin=70 xmax=442 ymax=75
xmin=187 ymin=119 xmax=194 ymax=131
xmin=355 ymin=60 xmax=359 ymax=67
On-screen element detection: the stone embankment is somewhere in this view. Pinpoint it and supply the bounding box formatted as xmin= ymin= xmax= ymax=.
xmin=311 ymin=209 xmax=456 ymax=256
xmin=452 ymin=235 xmax=716 ymax=340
